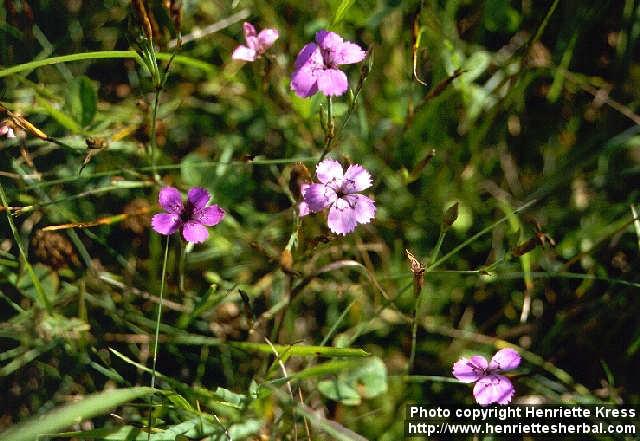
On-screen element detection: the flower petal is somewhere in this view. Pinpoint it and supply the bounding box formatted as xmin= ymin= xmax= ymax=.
xmin=316 ymin=68 xmax=349 ymax=97
xmin=258 ymin=28 xmax=279 ymax=49
xmin=294 ymin=42 xmax=322 ymax=70
xmin=315 ymin=30 xmax=343 ymax=52
xmin=342 ymin=164 xmax=372 ymax=193
xmin=151 ymin=213 xmax=181 ymax=235
xmin=158 ymin=187 xmax=183 ymax=214
xmin=232 ymin=45 xmax=257 ymax=61
xmin=489 ymin=348 xmax=521 ymax=372
xmin=195 ymin=205 xmax=224 ymax=226
xmin=243 ymin=22 xmax=256 ymax=39
xmin=182 ymin=221 xmax=209 ymax=244
xmin=327 ymin=197 xmax=358 ymax=235
xmin=298 ymin=183 xmax=311 ymax=217
xmin=473 ymin=375 xmax=515 ymax=406
xmin=452 ymin=356 xmax=487 ymax=383
xmin=298 ymin=201 xmax=310 ymax=217
xmin=343 ymin=194 xmax=375 ymax=225
xmin=316 ymin=159 xmax=344 ymax=184
xmin=303 ymin=183 xmax=336 ymax=212
xmin=291 ymin=65 xmax=319 ymax=98
xmin=187 ymin=187 xmax=211 ymax=210
xmin=316 ymin=30 xmax=366 ymax=65
xmin=334 ymin=41 xmax=366 ymax=65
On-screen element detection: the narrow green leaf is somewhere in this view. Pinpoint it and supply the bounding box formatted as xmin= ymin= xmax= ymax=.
xmin=0 ymin=387 xmax=154 ymax=441
xmin=66 ymin=76 xmax=97 ymax=126
xmin=35 ymin=96 xmax=83 ymax=133
xmin=168 ymin=334 xmax=369 ymax=357
xmin=332 ymin=0 xmax=356 ymax=25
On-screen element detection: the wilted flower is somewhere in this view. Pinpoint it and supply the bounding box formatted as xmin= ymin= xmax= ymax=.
xmin=151 ymin=187 xmax=224 ymax=244
xmin=452 ymin=348 xmax=521 ymax=405
xmin=232 ymin=22 xmax=279 ymax=62
xmin=301 ymin=159 xmax=375 ymax=235
xmin=291 ymin=30 xmax=366 ymax=98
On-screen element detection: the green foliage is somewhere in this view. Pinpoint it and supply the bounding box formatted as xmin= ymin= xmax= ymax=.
xmin=0 ymin=387 xmax=154 ymax=441
xmin=0 ymin=0 xmax=639 ymax=439
xmin=318 ymin=356 xmax=388 ymax=405
xmin=65 ymin=76 xmax=98 ymax=128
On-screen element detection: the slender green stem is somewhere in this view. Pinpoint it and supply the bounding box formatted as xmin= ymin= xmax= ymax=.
xmin=408 ymin=280 xmax=425 ymax=373
xmin=12 ymin=182 xmax=152 ymax=214
xmin=409 ymin=222 xmax=448 ymax=372
xmin=320 ymin=97 xmax=334 ymax=160
xmin=178 ymin=238 xmax=186 ymax=295
xmin=0 ymin=182 xmax=51 ymax=313
xmin=427 ymin=199 xmax=537 ymax=272
xmin=148 ymin=235 xmax=170 ymax=439
xmin=429 ymin=227 xmax=447 ymax=266
xmin=27 ymin=157 xmax=320 ymax=190
xmin=320 ymin=298 xmax=357 ymax=347
xmin=150 ymin=88 xmax=161 ymax=181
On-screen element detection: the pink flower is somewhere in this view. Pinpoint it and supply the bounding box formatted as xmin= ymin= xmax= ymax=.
xmin=452 ymin=348 xmax=521 ymax=406
xmin=301 ymin=159 xmax=376 ymax=235
xmin=232 ymin=22 xmax=279 ymax=62
xmin=291 ymin=30 xmax=366 ymax=98
xmin=151 ymin=187 xmax=225 ymax=244
xmin=0 ymin=123 xmax=15 ymax=138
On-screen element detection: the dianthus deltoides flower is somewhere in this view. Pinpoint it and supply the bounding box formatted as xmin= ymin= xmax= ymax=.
xmin=452 ymin=348 xmax=521 ymax=405
xmin=300 ymin=159 xmax=375 ymax=235
xmin=232 ymin=22 xmax=279 ymax=62
xmin=291 ymin=30 xmax=366 ymax=98
xmin=151 ymin=187 xmax=224 ymax=244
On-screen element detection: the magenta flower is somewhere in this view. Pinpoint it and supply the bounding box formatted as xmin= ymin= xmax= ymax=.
xmin=300 ymin=159 xmax=376 ymax=235
xmin=151 ymin=187 xmax=225 ymax=244
xmin=452 ymin=348 xmax=521 ymax=406
xmin=232 ymin=22 xmax=279 ymax=62
xmin=0 ymin=123 xmax=15 ymax=138
xmin=291 ymin=30 xmax=366 ymax=98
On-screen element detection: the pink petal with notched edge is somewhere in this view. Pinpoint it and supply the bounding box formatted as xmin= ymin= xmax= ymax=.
xmin=334 ymin=41 xmax=366 ymax=65
xmin=258 ymin=29 xmax=279 ymax=49
xmin=158 ymin=187 xmax=183 ymax=214
xmin=232 ymin=45 xmax=257 ymax=61
xmin=195 ymin=205 xmax=224 ymax=226
xmin=316 ymin=68 xmax=349 ymax=97
xmin=243 ymin=22 xmax=256 ymax=39
xmin=187 ymin=187 xmax=211 ymax=210
xmin=489 ymin=348 xmax=521 ymax=372
xmin=473 ymin=375 xmax=515 ymax=406
xmin=452 ymin=356 xmax=487 ymax=383
xmin=327 ymin=197 xmax=358 ymax=235
xmin=316 ymin=159 xmax=344 ymax=184
xmin=182 ymin=221 xmax=209 ymax=243
xmin=291 ymin=65 xmax=319 ymax=98
xmin=315 ymin=30 xmax=343 ymax=52
xmin=151 ymin=213 xmax=181 ymax=235
xmin=342 ymin=164 xmax=372 ymax=193
xmin=294 ymin=43 xmax=323 ymax=70
xmin=303 ymin=183 xmax=336 ymax=212
xmin=343 ymin=194 xmax=375 ymax=225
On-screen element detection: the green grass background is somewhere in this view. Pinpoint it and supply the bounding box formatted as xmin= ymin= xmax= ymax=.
xmin=0 ymin=0 xmax=639 ymax=439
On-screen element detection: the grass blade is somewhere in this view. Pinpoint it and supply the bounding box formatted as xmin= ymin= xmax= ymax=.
xmin=0 ymin=387 xmax=154 ymax=441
